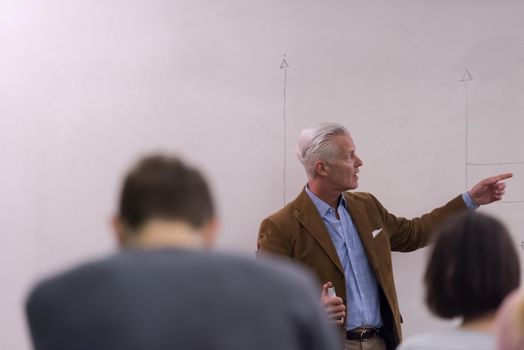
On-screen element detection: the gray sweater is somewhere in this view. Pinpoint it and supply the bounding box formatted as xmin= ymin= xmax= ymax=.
xmin=26 ymin=248 xmax=339 ymax=350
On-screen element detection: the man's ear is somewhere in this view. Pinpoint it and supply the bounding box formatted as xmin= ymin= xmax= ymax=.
xmin=202 ymin=217 xmax=220 ymax=249
xmin=111 ymin=215 xmax=127 ymax=247
xmin=314 ymin=160 xmax=328 ymax=177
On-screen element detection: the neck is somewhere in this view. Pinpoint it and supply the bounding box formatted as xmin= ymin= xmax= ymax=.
xmin=307 ymin=180 xmax=342 ymax=208
xmin=124 ymin=220 xmax=207 ymax=250
xmin=460 ymin=312 xmax=496 ymax=334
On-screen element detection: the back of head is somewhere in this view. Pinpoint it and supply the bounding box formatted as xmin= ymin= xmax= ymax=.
xmin=296 ymin=123 xmax=349 ymax=179
xmin=424 ymin=212 xmax=520 ymax=321
xmin=118 ymin=154 xmax=215 ymax=233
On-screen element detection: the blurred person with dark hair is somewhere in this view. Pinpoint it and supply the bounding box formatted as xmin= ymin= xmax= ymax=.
xmin=398 ymin=213 xmax=520 ymax=350
xmin=25 ymin=154 xmax=339 ymax=350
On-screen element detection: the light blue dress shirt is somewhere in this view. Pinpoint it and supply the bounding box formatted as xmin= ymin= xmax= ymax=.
xmin=305 ymin=186 xmax=382 ymax=330
xmin=305 ymin=187 xmax=478 ymax=331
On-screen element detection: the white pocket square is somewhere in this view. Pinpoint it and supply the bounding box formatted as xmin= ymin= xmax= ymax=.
xmin=372 ymin=228 xmax=383 ymax=238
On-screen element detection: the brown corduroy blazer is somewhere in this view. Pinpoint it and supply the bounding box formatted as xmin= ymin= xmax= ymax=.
xmin=257 ymin=189 xmax=467 ymax=349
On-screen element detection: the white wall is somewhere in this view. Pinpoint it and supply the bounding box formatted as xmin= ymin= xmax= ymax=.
xmin=1 ymin=1 xmax=523 ymax=348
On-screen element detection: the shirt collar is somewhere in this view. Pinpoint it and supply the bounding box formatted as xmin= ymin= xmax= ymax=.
xmin=305 ymin=185 xmax=347 ymax=218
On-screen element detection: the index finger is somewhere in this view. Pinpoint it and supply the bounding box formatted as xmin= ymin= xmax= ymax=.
xmin=483 ymin=173 xmax=513 ymax=185
xmin=494 ymin=173 xmax=513 ymax=182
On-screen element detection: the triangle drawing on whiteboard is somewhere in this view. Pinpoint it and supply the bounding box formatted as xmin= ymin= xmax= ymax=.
xmin=460 ymin=70 xmax=473 ymax=82
xmin=280 ymin=59 xmax=289 ymax=69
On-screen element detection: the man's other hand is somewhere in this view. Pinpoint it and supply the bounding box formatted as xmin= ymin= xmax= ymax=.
xmin=320 ymin=282 xmax=345 ymax=325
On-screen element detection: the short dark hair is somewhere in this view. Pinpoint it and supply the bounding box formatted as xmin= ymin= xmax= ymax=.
xmin=425 ymin=212 xmax=520 ymax=321
xmin=118 ymin=154 xmax=214 ymax=231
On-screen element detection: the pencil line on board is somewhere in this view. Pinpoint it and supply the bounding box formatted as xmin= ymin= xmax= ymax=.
xmin=280 ymin=55 xmax=289 ymax=205
xmin=467 ymin=161 xmax=524 ymax=166
xmin=465 ymin=82 xmax=469 ymax=191
xmin=460 ymin=69 xmax=473 ymax=191
xmin=460 ymin=69 xmax=524 ymax=204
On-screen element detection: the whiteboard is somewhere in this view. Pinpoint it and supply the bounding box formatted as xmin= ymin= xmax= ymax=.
xmin=1 ymin=1 xmax=523 ymax=348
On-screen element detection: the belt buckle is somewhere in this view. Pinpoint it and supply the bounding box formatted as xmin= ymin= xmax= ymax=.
xmin=360 ymin=329 xmax=370 ymax=342
xmin=360 ymin=328 xmax=376 ymax=342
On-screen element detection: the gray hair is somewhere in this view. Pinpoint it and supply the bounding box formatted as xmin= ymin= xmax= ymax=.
xmin=296 ymin=123 xmax=350 ymax=179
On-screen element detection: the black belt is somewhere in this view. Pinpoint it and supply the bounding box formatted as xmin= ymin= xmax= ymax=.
xmin=346 ymin=328 xmax=379 ymax=341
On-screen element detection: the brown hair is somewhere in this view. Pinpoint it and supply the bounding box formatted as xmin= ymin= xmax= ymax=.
xmin=425 ymin=212 xmax=520 ymax=321
xmin=118 ymin=154 xmax=214 ymax=231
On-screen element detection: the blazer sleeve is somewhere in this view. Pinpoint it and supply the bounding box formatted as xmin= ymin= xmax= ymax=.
xmin=257 ymin=217 xmax=294 ymax=259
xmin=369 ymin=194 xmax=468 ymax=252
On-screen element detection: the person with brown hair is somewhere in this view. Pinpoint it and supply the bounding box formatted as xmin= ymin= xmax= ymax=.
xmin=26 ymin=154 xmax=340 ymax=350
xmin=398 ymin=212 xmax=520 ymax=350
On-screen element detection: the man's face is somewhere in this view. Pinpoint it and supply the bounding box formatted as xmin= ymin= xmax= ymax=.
xmin=323 ymin=134 xmax=363 ymax=192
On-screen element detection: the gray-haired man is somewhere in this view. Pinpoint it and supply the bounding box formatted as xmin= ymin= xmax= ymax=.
xmin=258 ymin=123 xmax=511 ymax=350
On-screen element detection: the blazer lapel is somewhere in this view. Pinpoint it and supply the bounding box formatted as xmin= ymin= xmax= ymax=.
xmin=343 ymin=193 xmax=381 ymax=275
xmin=293 ymin=190 xmax=344 ymax=274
